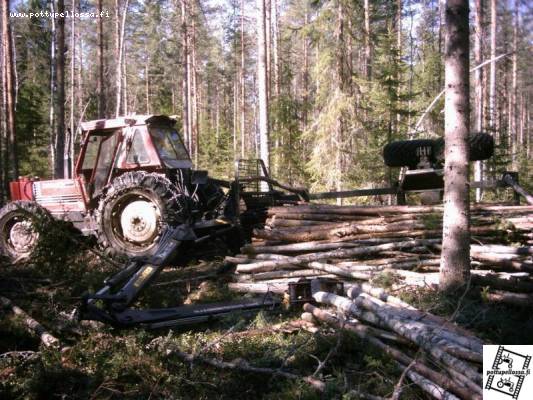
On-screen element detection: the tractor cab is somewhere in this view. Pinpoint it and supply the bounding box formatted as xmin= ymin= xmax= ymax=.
xmin=77 ymin=115 xmax=192 ymax=201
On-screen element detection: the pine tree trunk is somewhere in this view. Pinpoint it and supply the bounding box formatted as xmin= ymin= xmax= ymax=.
xmin=122 ymin=41 xmax=128 ymax=115
xmin=97 ymin=0 xmax=105 ymax=118
xmin=363 ymin=0 xmax=371 ymax=80
xmin=265 ymin=0 xmax=271 ymax=100
xmin=489 ymin=0 xmax=497 ymax=138
xmin=180 ymin=0 xmax=189 ymax=150
xmin=67 ymin=0 xmax=75 ymax=179
xmin=191 ymin=18 xmax=198 ymax=166
xmin=272 ymin=0 xmax=280 ymax=98
xmin=55 ymin=0 xmax=66 ymax=179
xmin=0 ymin=13 xmax=6 ymax=201
xmin=510 ymin=0 xmax=518 ymax=169
xmin=49 ymin=0 xmax=56 ymax=176
xmin=240 ymin=0 xmax=246 ymax=158
xmin=473 ymin=0 xmax=484 ymax=201
xmin=115 ymin=0 xmax=128 ymax=117
xmin=2 ymin=0 xmax=18 ymax=181
xmin=302 ymin=8 xmax=309 ymax=131
xmin=439 ymin=0 xmax=471 ymax=292
xmin=257 ymin=0 xmax=270 ymax=169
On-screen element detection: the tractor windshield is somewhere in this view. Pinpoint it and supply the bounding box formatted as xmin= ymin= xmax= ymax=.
xmin=149 ymin=126 xmax=192 ymax=169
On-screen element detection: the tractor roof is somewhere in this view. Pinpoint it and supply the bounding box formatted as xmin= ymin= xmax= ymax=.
xmin=80 ymin=115 xmax=177 ymax=132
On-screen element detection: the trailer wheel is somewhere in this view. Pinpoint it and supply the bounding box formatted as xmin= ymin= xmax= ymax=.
xmin=432 ymin=132 xmax=494 ymax=163
xmin=0 ymin=201 xmax=52 ymax=261
xmin=383 ymin=139 xmax=435 ymax=168
xmin=97 ymin=172 xmax=190 ymax=258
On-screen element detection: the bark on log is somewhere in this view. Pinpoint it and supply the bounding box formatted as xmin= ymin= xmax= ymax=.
xmin=484 ymin=290 xmax=533 ymax=306
xmin=242 ymin=238 xmax=408 ymax=255
xmin=400 ymin=364 xmax=461 ymax=400
xmin=236 ymin=239 xmax=440 ymax=274
xmin=348 ymin=292 xmax=483 ymax=354
xmin=268 ymin=204 xmax=533 ymax=217
xmin=313 ymin=292 xmax=482 ymax=385
xmin=0 ymin=296 xmax=59 ymax=348
xmin=234 ymin=269 xmax=333 ymax=282
xmin=345 ymin=284 xmax=481 ymax=340
xmin=471 ymin=244 xmax=533 ymax=255
xmin=303 ymin=304 xmax=479 ymax=400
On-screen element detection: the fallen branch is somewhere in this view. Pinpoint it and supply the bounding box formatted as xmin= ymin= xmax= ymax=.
xmin=0 ymin=296 xmax=59 ymax=348
xmin=166 ymin=346 xmax=326 ymax=392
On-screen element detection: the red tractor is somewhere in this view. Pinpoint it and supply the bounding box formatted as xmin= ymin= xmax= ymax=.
xmin=0 ymin=115 xmax=239 ymax=261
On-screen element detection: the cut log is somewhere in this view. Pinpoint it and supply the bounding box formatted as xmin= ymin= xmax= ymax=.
xmin=484 ymin=290 xmax=533 ymax=306
xmin=236 ymin=239 xmax=440 ymax=274
xmin=313 ymin=292 xmax=482 ymax=385
xmin=242 ymin=238 xmax=408 ymax=255
xmin=234 ymin=269 xmax=334 ymax=282
xmin=228 ymin=282 xmax=289 ymax=294
xmin=308 ymin=261 xmax=373 ymax=280
xmin=471 ymin=272 xmax=533 ymax=292
xmin=303 ymin=304 xmax=479 ymax=400
xmin=399 ymin=364 xmax=461 ymax=400
xmin=471 ymin=244 xmax=533 ymax=255
xmin=347 ymin=292 xmax=483 ymax=354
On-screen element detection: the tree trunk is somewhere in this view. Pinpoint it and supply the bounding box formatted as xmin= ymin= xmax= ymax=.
xmin=115 ymin=0 xmax=129 ymax=117
xmin=55 ymin=0 xmax=66 ymax=179
xmin=363 ymin=0 xmax=371 ymax=80
xmin=272 ymin=0 xmax=280 ymax=98
xmin=489 ymin=0 xmax=497 ymax=137
xmin=473 ymin=0 xmax=484 ymax=202
xmin=180 ymin=0 xmax=189 ymax=150
xmin=191 ymin=17 xmax=198 ymax=166
xmin=67 ymin=0 xmax=75 ymax=179
xmin=240 ymin=0 xmax=246 ymax=158
xmin=510 ymin=0 xmax=518 ymax=169
xmin=1 ymin=0 xmax=18 ymax=181
xmin=97 ymin=0 xmax=105 ymax=118
xmin=257 ymin=0 xmax=269 ymax=169
xmin=49 ymin=0 xmax=56 ymax=177
xmin=439 ymin=0 xmax=471 ymax=292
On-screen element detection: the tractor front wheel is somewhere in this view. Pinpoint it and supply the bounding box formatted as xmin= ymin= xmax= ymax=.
xmin=97 ymin=172 xmax=189 ymax=258
xmin=0 ymin=201 xmax=51 ymax=261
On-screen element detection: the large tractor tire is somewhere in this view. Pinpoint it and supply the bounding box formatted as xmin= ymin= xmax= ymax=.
xmin=0 ymin=201 xmax=52 ymax=261
xmin=432 ymin=132 xmax=494 ymax=163
xmin=383 ymin=139 xmax=435 ymax=168
xmin=97 ymin=172 xmax=191 ymax=258
xmin=384 ymin=133 xmax=494 ymax=168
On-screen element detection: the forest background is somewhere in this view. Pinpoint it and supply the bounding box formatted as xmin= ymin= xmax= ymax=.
xmin=1 ymin=0 xmax=531 ymax=201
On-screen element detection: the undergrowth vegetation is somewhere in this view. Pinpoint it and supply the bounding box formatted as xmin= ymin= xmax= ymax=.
xmin=1 ymin=228 xmax=532 ymax=399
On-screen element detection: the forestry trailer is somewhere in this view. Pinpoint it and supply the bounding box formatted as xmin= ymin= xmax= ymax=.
xmin=0 ymin=115 xmax=306 ymax=262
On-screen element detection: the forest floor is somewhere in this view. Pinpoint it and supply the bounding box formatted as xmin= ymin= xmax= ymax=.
xmin=1 ymin=235 xmax=532 ymax=400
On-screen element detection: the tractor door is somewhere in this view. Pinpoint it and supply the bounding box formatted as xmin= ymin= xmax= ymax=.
xmin=80 ymin=130 xmax=121 ymax=198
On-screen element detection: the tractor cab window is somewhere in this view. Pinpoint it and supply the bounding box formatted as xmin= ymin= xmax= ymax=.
xmin=82 ymin=135 xmax=103 ymax=171
xmin=126 ymin=129 xmax=151 ymax=164
xmin=93 ymin=132 xmax=119 ymax=194
xmin=149 ymin=126 xmax=192 ymax=169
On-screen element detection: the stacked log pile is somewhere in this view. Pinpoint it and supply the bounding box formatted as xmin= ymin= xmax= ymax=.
xmin=224 ymin=203 xmax=532 ymax=398
xmin=227 ymin=203 xmax=533 ymax=303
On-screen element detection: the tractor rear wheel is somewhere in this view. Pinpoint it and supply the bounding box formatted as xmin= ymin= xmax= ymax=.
xmin=432 ymin=132 xmax=494 ymax=163
xmin=383 ymin=139 xmax=435 ymax=168
xmin=97 ymin=172 xmax=190 ymax=258
xmin=0 ymin=201 xmax=52 ymax=261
